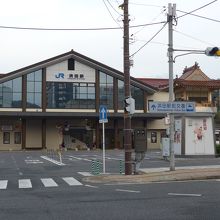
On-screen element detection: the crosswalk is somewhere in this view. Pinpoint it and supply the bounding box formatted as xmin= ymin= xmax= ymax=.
xmin=0 ymin=176 xmax=84 ymax=190
xmin=0 ymin=180 xmax=8 ymax=189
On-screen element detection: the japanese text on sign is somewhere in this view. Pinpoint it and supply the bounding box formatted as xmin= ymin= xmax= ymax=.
xmin=149 ymin=101 xmax=195 ymax=113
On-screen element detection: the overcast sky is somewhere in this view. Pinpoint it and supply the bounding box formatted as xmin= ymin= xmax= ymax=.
xmin=0 ymin=0 xmax=220 ymax=79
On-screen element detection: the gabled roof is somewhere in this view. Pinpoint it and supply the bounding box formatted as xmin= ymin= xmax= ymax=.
xmin=175 ymin=61 xmax=220 ymax=89
xmin=174 ymin=79 xmax=220 ymax=89
xmin=179 ymin=62 xmax=210 ymax=80
xmin=0 ymin=50 xmax=156 ymax=94
xmin=137 ymin=78 xmax=169 ymax=90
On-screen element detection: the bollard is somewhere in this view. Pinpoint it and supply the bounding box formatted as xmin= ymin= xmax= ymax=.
xmin=91 ymin=160 xmax=95 ymax=175
xmin=96 ymin=160 xmax=100 ymax=175
xmin=91 ymin=160 xmax=100 ymax=175
xmin=119 ymin=159 xmax=123 ymax=174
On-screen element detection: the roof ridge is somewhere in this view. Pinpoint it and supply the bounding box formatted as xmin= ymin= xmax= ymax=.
xmin=182 ymin=62 xmax=199 ymax=74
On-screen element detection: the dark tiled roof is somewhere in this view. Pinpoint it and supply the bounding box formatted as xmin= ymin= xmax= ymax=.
xmin=174 ymin=79 xmax=220 ymax=89
xmin=137 ymin=78 xmax=169 ymax=90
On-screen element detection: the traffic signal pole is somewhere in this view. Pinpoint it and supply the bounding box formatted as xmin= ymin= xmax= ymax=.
xmin=123 ymin=0 xmax=132 ymax=175
xmin=168 ymin=3 xmax=176 ymax=171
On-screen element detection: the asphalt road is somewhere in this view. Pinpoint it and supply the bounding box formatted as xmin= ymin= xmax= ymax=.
xmin=0 ymin=150 xmax=220 ymax=219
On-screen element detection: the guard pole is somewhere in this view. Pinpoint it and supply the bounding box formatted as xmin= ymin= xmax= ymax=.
xmin=102 ymin=122 xmax=106 ymax=174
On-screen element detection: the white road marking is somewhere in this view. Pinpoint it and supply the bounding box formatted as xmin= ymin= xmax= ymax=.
xmin=19 ymin=179 xmax=32 ymax=189
xmin=83 ymin=158 xmax=92 ymax=162
xmin=68 ymin=158 xmax=77 ymax=161
xmin=0 ymin=180 xmax=8 ymax=189
xmin=40 ymin=156 xmax=65 ymax=166
xmin=115 ymin=189 xmax=140 ymax=193
xmin=67 ymin=156 xmax=92 ymax=162
xmin=168 ymin=193 xmax=202 ymax=197
xmin=68 ymin=156 xmax=83 ymax=160
xmin=24 ymin=159 xmax=43 ymax=163
xmin=84 ymin=184 xmax=98 ymax=188
xmin=41 ymin=178 xmax=58 ymax=187
xmin=106 ymin=157 xmax=121 ymax=160
xmin=62 ymin=177 xmax=82 ymax=186
xmin=25 ymin=160 xmax=44 ymax=164
xmin=78 ymin=172 xmax=93 ymax=177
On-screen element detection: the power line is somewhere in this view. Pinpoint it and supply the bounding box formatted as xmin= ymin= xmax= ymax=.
xmin=136 ymin=40 xmax=167 ymax=46
xmin=177 ymin=10 xmax=220 ymax=23
xmin=106 ymin=0 xmax=122 ymax=16
xmin=0 ymin=21 xmax=166 ymax=31
xmin=174 ymin=30 xmax=215 ymax=46
xmin=129 ymin=2 xmax=164 ymax=8
xmin=102 ymin=0 xmax=122 ymax=29
xmin=131 ymin=7 xmax=166 ymax=36
xmin=130 ymin=22 xmax=168 ymax=57
xmin=177 ymin=0 xmax=218 ymax=19
xmin=135 ymin=39 xmax=204 ymax=50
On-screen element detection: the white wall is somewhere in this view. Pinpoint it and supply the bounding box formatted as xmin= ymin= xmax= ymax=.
xmin=185 ymin=117 xmax=215 ymax=155
xmin=46 ymin=60 xmax=95 ymax=83
xmin=147 ymin=91 xmax=169 ymax=103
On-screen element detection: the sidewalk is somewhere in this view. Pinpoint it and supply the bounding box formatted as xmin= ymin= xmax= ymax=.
xmin=83 ymin=165 xmax=220 ymax=184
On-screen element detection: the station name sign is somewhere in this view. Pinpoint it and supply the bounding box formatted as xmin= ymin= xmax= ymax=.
xmin=46 ymin=60 xmax=95 ymax=83
xmin=149 ymin=101 xmax=195 ymax=113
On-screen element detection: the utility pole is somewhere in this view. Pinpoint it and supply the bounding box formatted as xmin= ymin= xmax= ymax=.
xmin=123 ymin=0 xmax=132 ymax=175
xmin=167 ymin=3 xmax=176 ymax=171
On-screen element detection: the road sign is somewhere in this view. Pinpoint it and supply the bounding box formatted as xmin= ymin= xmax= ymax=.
xmin=149 ymin=101 xmax=195 ymax=113
xmin=99 ymin=105 xmax=108 ymax=174
xmin=99 ymin=105 xmax=108 ymax=123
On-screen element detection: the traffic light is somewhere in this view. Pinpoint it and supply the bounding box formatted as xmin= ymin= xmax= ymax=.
xmin=124 ymin=97 xmax=135 ymax=115
xmin=205 ymin=47 xmax=220 ymax=56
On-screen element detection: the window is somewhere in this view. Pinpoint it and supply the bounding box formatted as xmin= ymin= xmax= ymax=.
xmin=99 ymin=72 xmax=113 ymax=109
xmin=117 ymin=80 xmax=144 ymax=111
xmin=3 ymin=132 xmax=10 ymax=144
xmin=187 ymin=90 xmax=208 ymax=103
xmin=27 ymin=70 xmax=42 ymax=108
xmin=14 ymin=132 xmax=21 ymax=144
xmin=0 ymin=77 xmax=22 ymax=108
xmin=148 ymin=100 xmax=153 ymax=111
xmin=46 ymin=82 xmax=95 ymax=109
xmin=131 ymin=85 xmax=144 ymax=110
xmin=118 ymin=80 xmax=124 ymax=110
xmin=68 ymin=58 xmax=75 ymax=70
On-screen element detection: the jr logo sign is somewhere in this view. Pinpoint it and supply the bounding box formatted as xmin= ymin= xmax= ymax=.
xmin=55 ymin=73 xmax=65 ymax=79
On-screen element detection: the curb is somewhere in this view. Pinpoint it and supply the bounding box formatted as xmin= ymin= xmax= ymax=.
xmin=82 ymin=168 xmax=220 ymax=184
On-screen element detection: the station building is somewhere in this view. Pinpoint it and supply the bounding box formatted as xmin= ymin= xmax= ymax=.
xmin=0 ymin=50 xmax=165 ymax=151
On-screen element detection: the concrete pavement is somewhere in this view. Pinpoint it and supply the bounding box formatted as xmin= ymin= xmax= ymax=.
xmin=83 ymin=165 xmax=220 ymax=184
